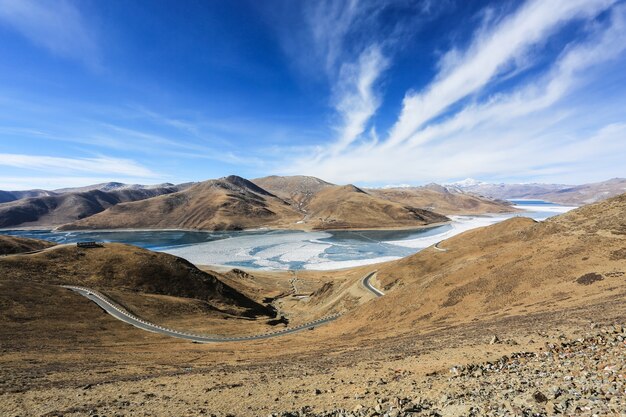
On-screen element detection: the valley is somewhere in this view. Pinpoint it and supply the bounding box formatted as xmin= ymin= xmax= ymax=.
xmin=1 ymin=192 xmax=624 ymax=416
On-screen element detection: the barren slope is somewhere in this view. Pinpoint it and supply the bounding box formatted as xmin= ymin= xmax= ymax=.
xmin=460 ymin=177 xmax=626 ymax=205
xmin=336 ymin=193 xmax=626 ymax=337
xmin=0 ymin=185 xmax=181 ymax=228
xmin=60 ymin=176 xmax=302 ymax=231
xmin=0 ymin=235 xmax=55 ymax=255
xmin=301 ymin=185 xmax=449 ymax=230
xmin=0 ymin=242 xmax=273 ymax=318
xmin=368 ymin=183 xmax=516 ymax=215
xmin=252 ymin=175 xmax=334 ymax=210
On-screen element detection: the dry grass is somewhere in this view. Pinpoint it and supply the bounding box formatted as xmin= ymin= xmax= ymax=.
xmin=1 ymin=194 xmax=625 ymax=416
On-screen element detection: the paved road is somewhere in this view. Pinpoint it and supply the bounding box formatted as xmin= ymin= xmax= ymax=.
xmin=433 ymin=241 xmax=448 ymax=252
xmin=62 ymin=285 xmax=341 ymax=343
xmin=361 ymin=271 xmax=384 ymax=297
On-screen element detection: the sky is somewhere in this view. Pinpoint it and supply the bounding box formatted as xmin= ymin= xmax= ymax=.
xmin=0 ymin=0 xmax=625 ymax=190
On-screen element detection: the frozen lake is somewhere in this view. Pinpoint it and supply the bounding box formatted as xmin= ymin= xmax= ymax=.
xmin=1 ymin=200 xmax=576 ymax=270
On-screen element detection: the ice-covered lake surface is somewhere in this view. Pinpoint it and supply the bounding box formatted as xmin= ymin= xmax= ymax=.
xmin=1 ymin=200 xmax=576 ymax=270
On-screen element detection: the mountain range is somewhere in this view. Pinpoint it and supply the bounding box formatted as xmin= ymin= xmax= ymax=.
xmin=451 ymin=177 xmax=626 ymax=205
xmin=1 ymin=175 xmax=623 ymax=230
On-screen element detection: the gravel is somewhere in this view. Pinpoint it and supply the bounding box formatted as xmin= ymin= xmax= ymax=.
xmin=267 ymin=324 xmax=626 ymax=417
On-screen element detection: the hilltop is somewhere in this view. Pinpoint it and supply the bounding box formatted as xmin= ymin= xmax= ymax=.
xmin=0 ymin=184 xmax=184 ymax=228
xmin=252 ymin=175 xmax=334 ymax=211
xmin=59 ymin=176 xmax=450 ymax=231
xmin=0 ymin=235 xmax=55 ymax=255
xmin=338 ymin=193 xmax=626 ymax=338
xmin=455 ymin=177 xmax=626 ymax=205
xmin=367 ymin=183 xmax=515 ymax=215
xmin=59 ymin=176 xmax=302 ymax=231
xmin=0 ymin=241 xmax=274 ymax=319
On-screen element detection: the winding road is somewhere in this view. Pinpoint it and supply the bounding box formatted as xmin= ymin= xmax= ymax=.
xmin=361 ymin=271 xmax=384 ymax=297
xmin=433 ymin=241 xmax=448 ymax=252
xmin=62 ymin=285 xmax=341 ymax=343
xmin=62 ymin=270 xmax=384 ymax=343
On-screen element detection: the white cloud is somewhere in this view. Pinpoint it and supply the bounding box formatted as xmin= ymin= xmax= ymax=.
xmin=329 ymin=45 xmax=389 ymax=155
xmin=278 ymin=0 xmax=626 ymax=185
xmin=307 ymin=0 xmax=362 ymax=74
xmin=385 ymin=0 xmax=616 ymax=148
xmin=0 ymin=0 xmax=98 ymax=66
xmin=301 ymin=1 xmax=392 ymax=158
xmin=0 ymin=154 xmax=157 ymax=177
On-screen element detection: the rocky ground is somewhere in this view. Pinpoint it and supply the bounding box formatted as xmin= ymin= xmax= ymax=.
xmin=270 ymin=324 xmax=625 ymax=417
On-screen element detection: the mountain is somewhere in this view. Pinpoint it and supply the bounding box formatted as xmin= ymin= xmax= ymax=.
xmin=0 ymin=184 xmax=183 ymax=228
xmin=0 ymin=235 xmax=55 ymax=255
xmin=299 ymin=184 xmax=449 ymax=229
xmin=455 ymin=177 xmax=626 ymax=205
xmin=367 ymin=183 xmax=516 ymax=215
xmin=255 ymin=175 xmax=450 ymax=229
xmin=0 ymin=189 xmax=56 ymax=204
xmin=252 ymin=175 xmax=334 ymax=211
xmin=59 ymin=176 xmax=449 ymax=231
xmin=0 ymin=241 xmax=273 ymax=318
xmin=530 ymin=178 xmax=626 ymax=205
xmin=52 ymin=181 xmax=192 ymax=194
xmin=59 ymin=175 xmax=303 ymax=231
xmin=339 ymin=192 xmax=626 ymax=337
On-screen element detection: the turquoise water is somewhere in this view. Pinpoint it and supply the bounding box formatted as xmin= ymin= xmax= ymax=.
xmin=0 ymin=200 xmax=574 ymax=270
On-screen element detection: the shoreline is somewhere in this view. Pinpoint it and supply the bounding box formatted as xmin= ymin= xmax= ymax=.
xmin=0 ymin=221 xmax=453 ymax=234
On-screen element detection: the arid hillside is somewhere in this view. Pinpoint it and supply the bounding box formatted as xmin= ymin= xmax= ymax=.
xmin=367 ymin=183 xmax=515 ymax=215
xmin=301 ymin=184 xmax=449 ymax=230
xmin=254 ymin=175 xmax=451 ymax=229
xmin=255 ymin=175 xmax=514 ymax=216
xmin=252 ymin=175 xmax=334 ymax=210
xmin=0 ymin=242 xmax=273 ymax=318
xmin=59 ymin=176 xmax=450 ymax=231
xmin=0 ymin=185 xmax=182 ymax=228
xmin=459 ymin=177 xmax=626 ymax=205
xmin=1 ymin=195 xmax=625 ymax=417
xmin=0 ymin=235 xmax=55 ymax=255
xmin=59 ymin=175 xmax=302 ymax=231
xmin=337 ymin=192 xmax=626 ymax=337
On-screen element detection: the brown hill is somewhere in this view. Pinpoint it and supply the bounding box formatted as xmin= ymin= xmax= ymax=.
xmin=367 ymin=184 xmax=516 ymax=215
xmin=301 ymin=184 xmax=449 ymax=230
xmin=60 ymin=176 xmax=449 ymax=231
xmin=0 ymin=235 xmax=55 ymax=255
xmin=0 ymin=185 xmax=181 ymax=228
xmin=532 ymin=177 xmax=626 ymax=205
xmin=252 ymin=175 xmax=334 ymax=211
xmin=0 ymin=189 xmax=54 ymax=204
xmin=458 ymin=177 xmax=626 ymax=205
xmin=253 ymin=176 xmax=450 ymax=230
xmin=59 ymin=176 xmax=302 ymax=231
xmin=0 ymin=242 xmax=273 ymax=318
xmin=336 ymin=192 xmax=626 ymax=337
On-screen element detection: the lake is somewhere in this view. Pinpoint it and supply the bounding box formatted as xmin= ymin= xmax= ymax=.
xmin=1 ymin=200 xmax=576 ymax=270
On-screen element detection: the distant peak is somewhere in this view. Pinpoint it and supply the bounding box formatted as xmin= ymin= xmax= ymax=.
xmin=447 ymin=178 xmax=486 ymax=187
xmin=220 ymin=175 xmax=275 ymax=196
xmin=342 ymin=184 xmax=366 ymax=194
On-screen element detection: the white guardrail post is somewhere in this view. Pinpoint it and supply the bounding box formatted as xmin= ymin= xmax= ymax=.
xmin=61 ymin=285 xmax=342 ymax=342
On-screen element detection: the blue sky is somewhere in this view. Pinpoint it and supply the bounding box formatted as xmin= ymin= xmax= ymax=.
xmin=0 ymin=0 xmax=625 ymax=190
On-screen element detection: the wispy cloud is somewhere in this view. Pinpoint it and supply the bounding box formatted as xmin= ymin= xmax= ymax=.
xmin=385 ymin=0 xmax=616 ymax=148
xmin=301 ymin=1 xmax=393 ymax=157
xmin=330 ymin=45 xmax=389 ymax=155
xmin=0 ymin=0 xmax=98 ymax=67
xmin=0 ymin=154 xmax=157 ymax=177
xmin=280 ymin=0 xmax=626 ymax=185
